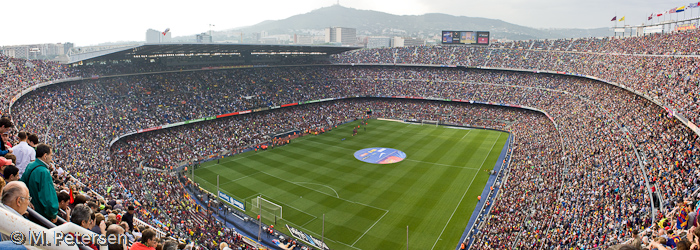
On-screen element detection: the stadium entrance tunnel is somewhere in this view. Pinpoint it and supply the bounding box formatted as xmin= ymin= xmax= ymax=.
xmin=353 ymin=147 xmax=407 ymax=164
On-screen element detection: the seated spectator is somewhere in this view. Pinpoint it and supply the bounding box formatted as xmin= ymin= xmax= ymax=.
xmin=70 ymin=204 xmax=95 ymax=229
xmin=106 ymin=224 xmax=127 ymax=250
xmin=19 ymin=143 xmax=57 ymax=222
xmin=1 ymin=181 xmax=30 ymax=216
xmin=219 ymin=242 xmax=232 ymax=250
xmin=129 ymin=229 xmax=157 ymax=250
xmin=0 ymin=118 xmax=13 ymax=157
xmin=121 ymin=221 xmax=135 ymax=242
xmin=70 ymin=204 xmax=101 ymax=250
xmin=3 ymin=154 xmax=16 ymax=165
xmin=92 ymin=213 xmax=105 ymax=235
xmin=3 ymin=164 xmax=19 ymax=182
xmin=163 ymin=240 xmax=178 ymax=250
xmin=0 ymin=157 xmax=12 ymax=174
xmin=57 ymin=191 xmax=71 ymax=221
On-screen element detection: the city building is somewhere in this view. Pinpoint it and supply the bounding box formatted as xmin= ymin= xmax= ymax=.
xmin=392 ymin=37 xmax=425 ymax=47
xmin=196 ymin=33 xmax=213 ymax=43
xmin=1 ymin=43 xmax=73 ymax=60
xmin=324 ymin=27 xmax=357 ymax=45
xmin=367 ymin=37 xmax=392 ymax=48
xmin=146 ymin=29 xmax=171 ymax=44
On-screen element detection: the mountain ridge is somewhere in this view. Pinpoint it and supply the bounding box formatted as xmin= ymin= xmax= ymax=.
xmin=171 ymin=5 xmax=611 ymax=43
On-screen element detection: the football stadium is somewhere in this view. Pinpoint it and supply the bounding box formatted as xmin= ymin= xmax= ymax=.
xmin=1 ymin=5 xmax=700 ymax=250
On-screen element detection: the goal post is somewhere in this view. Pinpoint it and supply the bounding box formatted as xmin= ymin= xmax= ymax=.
xmin=421 ymin=120 xmax=439 ymax=127
xmin=251 ymin=196 xmax=282 ymax=220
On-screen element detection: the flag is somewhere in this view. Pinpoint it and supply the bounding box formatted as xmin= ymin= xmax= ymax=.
xmin=677 ymin=6 xmax=686 ymax=12
xmin=611 ymin=16 xmax=617 ymax=21
xmin=648 ymin=14 xmax=653 ymax=20
xmin=670 ymin=8 xmax=677 ymax=13
xmin=678 ymin=205 xmax=690 ymax=228
xmin=162 ymin=28 xmax=170 ymax=36
xmin=657 ymin=12 xmax=664 ymax=17
xmin=690 ymin=2 xmax=700 ymax=8
xmin=619 ymin=16 xmax=625 ymax=21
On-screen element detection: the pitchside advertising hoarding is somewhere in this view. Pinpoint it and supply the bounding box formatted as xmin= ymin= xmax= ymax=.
xmin=286 ymin=225 xmax=330 ymax=250
xmin=218 ymin=191 xmax=245 ymax=211
xmin=442 ymin=31 xmax=490 ymax=45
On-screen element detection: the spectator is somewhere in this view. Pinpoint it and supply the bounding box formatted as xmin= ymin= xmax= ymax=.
xmin=26 ymin=134 xmax=38 ymax=148
xmin=12 ymin=131 xmax=35 ymax=177
xmin=19 ymin=143 xmax=58 ymax=222
xmin=91 ymin=213 xmax=105 ymax=234
xmin=121 ymin=221 xmax=135 ymax=242
xmin=130 ymin=229 xmax=157 ymax=250
xmin=163 ymin=240 xmax=178 ymax=250
xmin=2 ymin=163 xmax=18 ymax=182
xmin=0 ymin=180 xmax=30 ymax=216
xmin=70 ymin=204 xmax=101 ymax=250
xmin=219 ymin=242 xmax=232 ymax=250
xmin=57 ymin=191 xmax=71 ymax=221
xmin=106 ymin=224 xmax=127 ymax=250
xmin=122 ymin=205 xmax=135 ymax=232
xmin=0 ymin=118 xmax=13 ymax=156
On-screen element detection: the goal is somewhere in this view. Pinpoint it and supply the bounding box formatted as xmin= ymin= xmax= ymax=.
xmin=421 ymin=120 xmax=439 ymax=127
xmin=251 ymin=196 xmax=282 ymax=219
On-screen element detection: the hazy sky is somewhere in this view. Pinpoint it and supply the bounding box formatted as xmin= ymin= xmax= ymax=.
xmin=0 ymin=0 xmax=694 ymax=46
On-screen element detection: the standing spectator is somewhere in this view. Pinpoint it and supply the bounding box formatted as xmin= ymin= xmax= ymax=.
xmin=0 ymin=118 xmax=13 ymax=157
xmin=19 ymin=143 xmax=58 ymax=222
xmin=129 ymin=229 xmax=157 ymax=250
xmin=11 ymin=132 xmax=35 ymax=177
xmin=122 ymin=205 xmax=135 ymax=232
xmin=26 ymin=134 xmax=38 ymax=149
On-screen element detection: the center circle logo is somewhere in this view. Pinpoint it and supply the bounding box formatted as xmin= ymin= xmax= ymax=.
xmin=354 ymin=148 xmax=407 ymax=164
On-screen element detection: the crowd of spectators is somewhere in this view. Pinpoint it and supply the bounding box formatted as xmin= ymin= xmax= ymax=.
xmin=334 ymin=29 xmax=700 ymax=126
xmin=2 ymin=28 xmax=700 ymax=249
xmin=8 ymin=62 xmax=697 ymax=249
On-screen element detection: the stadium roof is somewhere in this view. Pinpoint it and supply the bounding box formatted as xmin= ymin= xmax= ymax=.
xmin=67 ymin=43 xmax=361 ymax=64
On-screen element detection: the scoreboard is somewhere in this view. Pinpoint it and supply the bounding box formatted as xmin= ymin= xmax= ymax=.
xmin=441 ymin=31 xmax=490 ymax=45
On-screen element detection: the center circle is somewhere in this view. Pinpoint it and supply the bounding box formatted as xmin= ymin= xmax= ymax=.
xmin=354 ymin=147 xmax=407 ymax=164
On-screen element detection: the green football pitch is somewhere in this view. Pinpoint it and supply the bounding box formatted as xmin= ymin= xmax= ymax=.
xmin=194 ymin=119 xmax=508 ymax=250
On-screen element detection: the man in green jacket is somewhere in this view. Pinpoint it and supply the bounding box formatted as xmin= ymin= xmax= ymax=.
xmin=20 ymin=143 xmax=58 ymax=222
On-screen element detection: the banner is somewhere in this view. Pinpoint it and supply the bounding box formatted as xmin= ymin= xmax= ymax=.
xmin=286 ymin=225 xmax=329 ymax=250
xmin=138 ymin=126 xmax=162 ymax=133
xmin=676 ymin=24 xmax=697 ymax=31
xmin=218 ymin=191 xmax=245 ymax=211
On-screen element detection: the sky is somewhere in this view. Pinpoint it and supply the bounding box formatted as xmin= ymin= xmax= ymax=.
xmin=0 ymin=0 xmax=695 ymax=46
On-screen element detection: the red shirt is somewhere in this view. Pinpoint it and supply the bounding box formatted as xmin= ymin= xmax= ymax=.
xmin=129 ymin=242 xmax=155 ymax=250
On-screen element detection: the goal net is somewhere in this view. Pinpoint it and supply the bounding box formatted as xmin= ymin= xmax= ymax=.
xmin=251 ymin=196 xmax=282 ymax=219
xmin=421 ymin=120 xmax=439 ymax=127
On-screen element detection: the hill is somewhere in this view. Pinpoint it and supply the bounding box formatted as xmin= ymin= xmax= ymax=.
xmin=173 ymin=5 xmax=611 ymax=42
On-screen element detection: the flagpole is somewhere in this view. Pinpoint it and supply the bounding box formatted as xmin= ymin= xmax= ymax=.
xmin=614 ymin=12 xmax=617 ymax=38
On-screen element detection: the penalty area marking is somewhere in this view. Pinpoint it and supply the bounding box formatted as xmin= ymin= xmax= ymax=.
xmin=292 ymin=182 xmax=340 ymax=198
xmin=351 ymin=210 xmax=389 ymax=247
